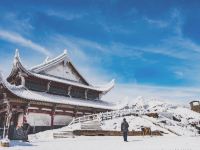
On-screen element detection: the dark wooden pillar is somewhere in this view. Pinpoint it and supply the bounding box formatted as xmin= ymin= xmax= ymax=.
xmin=68 ymin=86 xmax=72 ymax=97
xmin=85 ymin=89 xmax=88 ymax=100
xmin=46 ymin=81 xmax=51 ymax=92
xmin=50 ymin=114 xmax=54 ymax=129
xmin=73 ymin=107 xmax=78 ymax=118
xmin=51 ymin=106 xmax=56 ymax=129
xmin=23 ymin=103 xmax=30 ymax=124
xmin=3 ymin=98 xmax=12 ymax=139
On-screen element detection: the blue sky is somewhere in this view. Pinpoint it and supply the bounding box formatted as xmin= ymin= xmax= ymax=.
xmin=1 ymin=0 xmax=200 ymax=103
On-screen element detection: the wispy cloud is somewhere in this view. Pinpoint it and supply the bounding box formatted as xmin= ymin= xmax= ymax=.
xmin=144 ymin=17 xmax=169 ymax=28
xmin=51 ymin=33 xmax=200 ymax=61
xmin=137 ymin=36 xmax=200 ymax=60
xmin=0 ymin=12 xmax=34 ymax=35
xmin=44 ymin=30 xmax=200 ymax=89
xmin=144 ymin=8 xmax=183 ymax=32
xmin=46 ymin=10 xmax=87 ymax=21
xmin=134 ymin=9 xmax=200 ymax=60
xmin=51 ymin=34 xmax=143 ymax=58
xmin=98 ymin=21 xmax=135 ymax=35
xmin=0 ymin=29 xmax=51 ymax=56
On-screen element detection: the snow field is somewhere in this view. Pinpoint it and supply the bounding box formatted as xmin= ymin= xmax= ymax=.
xmin=5 ymin=136 xmax=200 ymax=150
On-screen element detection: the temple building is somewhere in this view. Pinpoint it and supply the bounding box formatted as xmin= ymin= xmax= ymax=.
xmin=0 ymin=49 xmax=123 ymax=135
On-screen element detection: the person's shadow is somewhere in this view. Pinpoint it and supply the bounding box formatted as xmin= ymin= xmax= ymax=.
xmin=10 ymin=140 xmax=36 ymax=147
xmin=127 ymin=139 xmax=143 ymax=142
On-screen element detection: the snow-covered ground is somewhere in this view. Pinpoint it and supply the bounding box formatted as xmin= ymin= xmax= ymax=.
xmin=101 ymin=115 xmax=174 ymax=135
xmin=1 ymin=98 xmax=200 ymax=149
xmin=3 ymin=136 xmax=200 ymax=150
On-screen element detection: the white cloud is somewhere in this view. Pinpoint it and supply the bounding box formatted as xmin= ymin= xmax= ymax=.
xmin=167 ymin=36 xmax=200 ymax=54
xmin=46 ymin=8 xmax=200 ymax=61
xmin=0 ymin=29 xmax=51 ymax=56
xmin=174 ymin=71 xmax=184 ymax=79
xmin=144 ymin=17 xmax=169 ymax=28
xmin=137 ymin=37 xmax=200 ymax=60
xmin=104 ymin=83 xmax=200 ymax=105
xmin=53 ymin=33 xmax=200 ymax=61
xmin=138 ymin=9 xmax=200 ymax=60
xmin=0 ymin=12 xmax=34 ymax=36
xmin=56 ymin=17 xmax=200 ymax=60
xmin=46 ymin=10 xmax=87 ymax=21
xmin=50 ymin=34 xmax=143 ymax=58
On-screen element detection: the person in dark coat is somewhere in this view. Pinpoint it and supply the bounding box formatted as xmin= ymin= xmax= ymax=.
xmin=121 ymin=118 xmax=129 ymax=142
xmin=22 ymin=122 xmax=31 ymax=142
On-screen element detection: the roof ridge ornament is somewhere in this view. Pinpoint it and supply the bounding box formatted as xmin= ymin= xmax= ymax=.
xmin=0 ymin=70 xmax=3 ymax=82
xmin=44 ymin=56 xmax=50 ymax=63
xmin=63 ymin=49 xmax=67 ymax=55
xmin=15 ymin=49 xmax=20 ymax=58
xmin=13 ymin=49 xmax=20 ymax=66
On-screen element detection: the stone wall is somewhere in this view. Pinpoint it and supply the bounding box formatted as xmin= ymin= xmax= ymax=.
xmin=73 ymin=130 xmax=162 ymax=136
xmin=190 ymin=101 xmax=200 ymax=113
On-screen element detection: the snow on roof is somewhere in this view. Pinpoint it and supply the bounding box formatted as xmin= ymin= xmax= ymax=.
xmin=10 ymin=49 xmax=114 ymax=93
xmin=10 ymin=87 xmax=120 ymax=110
xmin=30 ymin=49 xmax=90 ymax=85
xmin=30 ymin=50 xmax=68 ymax=72
xmin=32 ymin=72 xmax=115 ymax=92
xmin=0 ymin=73 xmax=123 ymax=110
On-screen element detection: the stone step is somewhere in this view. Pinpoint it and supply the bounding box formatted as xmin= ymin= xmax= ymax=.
xmin=81 ymin=121 xmax=102 ymax=130
xmin=53 ymin=131 xmax=74 ymax=139
xmin=81 ymin=126 xmax=102 ymax=130
xmin=81 ymin=121 xmax=101 ymax=125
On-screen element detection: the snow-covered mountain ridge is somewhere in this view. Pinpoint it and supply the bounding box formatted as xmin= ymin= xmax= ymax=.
xmin=124 ymin=96 xmax=200 ymax=136
xmin=131 ymin=96 xmax=199 ymax=123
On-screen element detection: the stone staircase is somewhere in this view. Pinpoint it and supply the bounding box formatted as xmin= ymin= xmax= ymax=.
xmin=53 ymin=120 xmax=102 ymax=138
xmin=53 ymin=131 xmax=74 ymax=139
xmin=81 ymin=121 xmax=102 ymax=130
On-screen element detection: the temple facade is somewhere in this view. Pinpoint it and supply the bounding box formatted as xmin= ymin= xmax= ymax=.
xmin=0 ymin=50 xmax=123 ymax=136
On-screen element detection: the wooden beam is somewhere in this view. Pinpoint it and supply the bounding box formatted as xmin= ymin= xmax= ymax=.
xmin=28 ymin=109 xmax=51 ymax=114
xmin=28 ymin=108 xmax=75 ymax=116
xmin=29 ymin=104 xmax=53 ymax=109
xmin=55 ymin=111 xmax=74 ymax=116
xmin=0 ymin=108 xmax=7 ymax=114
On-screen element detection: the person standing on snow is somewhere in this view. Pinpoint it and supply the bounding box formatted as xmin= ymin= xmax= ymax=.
xmin=121 ymin=118 xmax=129 ymax=142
